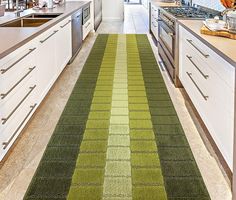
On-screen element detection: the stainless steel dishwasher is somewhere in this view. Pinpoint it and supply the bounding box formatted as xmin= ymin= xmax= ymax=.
xmin=69 ymin=9 xmax=83 ymax=63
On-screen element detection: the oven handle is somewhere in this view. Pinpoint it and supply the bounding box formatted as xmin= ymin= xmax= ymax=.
xmin=158 ymin=21 xmax=174 ymax=38
xmin=186 ymin=39 xmax=209 ymax=58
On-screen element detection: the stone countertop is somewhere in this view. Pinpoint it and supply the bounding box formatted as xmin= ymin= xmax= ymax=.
xmin=0 ymin=1 xmax=90 ymax=59
xmin=151 ymin=0 xmax=177 ymax=8
xmin=178 ymin=20 xmax=236 ymax=67
xmin=150 ymin=1 xmax=236 ymax=67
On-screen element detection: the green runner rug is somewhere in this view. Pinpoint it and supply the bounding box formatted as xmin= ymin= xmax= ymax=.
xmin=24 ymin=34 xmax=210 ymax=200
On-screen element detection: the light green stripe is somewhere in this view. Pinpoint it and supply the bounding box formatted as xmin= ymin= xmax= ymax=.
xmin=103 ymin=35 xmax=132 ymax=200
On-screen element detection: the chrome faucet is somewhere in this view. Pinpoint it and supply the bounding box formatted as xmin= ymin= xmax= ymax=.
xmin=15 ymin=0 xmax=23 ymax=17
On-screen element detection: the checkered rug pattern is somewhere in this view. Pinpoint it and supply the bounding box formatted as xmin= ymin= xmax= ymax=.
xmin=24 ymin=34 xmax=210 ymax=200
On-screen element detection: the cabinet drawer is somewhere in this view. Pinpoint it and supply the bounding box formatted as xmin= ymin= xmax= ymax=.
xmin=151 ymin=7 xmax=158 ymax=40
xmin=179 ymin=25 xmax=235 ymax=90
xmin=0 ymin=42 xmax=37 ymax=81
xmin=83 ymin=18 xmax=92 ymax=40
xmin=38 ymin=25 xmax=59 ymax=44
xmin=151 ymin=5 xmax=158 ymax=17
xmin=180 ymin=40 xmax=234 ymax=114
xmin=0 ymin=75 xmax=37 ymax=131
xmin=181 ymin=65 xmax=234 ymax=169
xmin=179 ymin=36 xmax=234 ymax=169
xmin=0 ymin=63 xmax=36 ymax=104
xmin=0 ymin=97 xmax=37 ymax=160
xmin=151 ymin=20 xmax=158 ymax=39
xmin=56 ymin=16 xmax=71 ymax=29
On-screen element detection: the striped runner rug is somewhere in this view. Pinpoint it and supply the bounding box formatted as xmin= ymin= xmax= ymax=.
xmin=24 ymin=34 xmax=210 ymax=200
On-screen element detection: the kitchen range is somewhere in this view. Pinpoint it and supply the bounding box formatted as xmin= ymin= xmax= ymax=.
xmin=151 ymin=0 xmax=221 ymax=84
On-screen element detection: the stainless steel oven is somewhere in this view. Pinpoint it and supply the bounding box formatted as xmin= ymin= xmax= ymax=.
xmin=158 ymin=21 xmax=175 ymax=59
xmin=158 ymin=9 xmax=176 ymax=81
xmin=156 ymin=5 xmax=221 ymax=85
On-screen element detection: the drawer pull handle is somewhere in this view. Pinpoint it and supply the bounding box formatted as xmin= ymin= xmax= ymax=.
xmin=0 ymin=48 xmax=36 ymax=74
xmin=0 ymin=66 xmax=36 ymax=100
xmin=1 ymin=85 xmax=36 ymax=125
xmin=186 ymin=55 xmax=209 ymax=79
xmin=40 ymin=30 xmax=58 ymax=43
xmin=60 ymin=20 xmax=71 ymax=28
xmin=186 ymin=39 xmax=209 ymax=58
xmin=85 ymin=22 xmax=91 ymax=29
xmin=2 ymin=103 xmax=37 ymax=150
xmin=152 ymin=22 xmax=157 ymax=27
xmin=187 ymin=72 xmax=208 ymax=101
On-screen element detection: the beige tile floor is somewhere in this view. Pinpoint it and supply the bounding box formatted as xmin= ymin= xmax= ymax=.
xmin=0 ymin=4 xmax=232 ymax=200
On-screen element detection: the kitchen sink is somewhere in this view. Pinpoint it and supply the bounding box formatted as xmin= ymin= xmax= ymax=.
xmin=0 ymin=13 xmax=62 ymax=27
xmin=1 ymin=18 xmax=52 ymax=27
xmin=25 ymin=13 xmax=62 ymax=18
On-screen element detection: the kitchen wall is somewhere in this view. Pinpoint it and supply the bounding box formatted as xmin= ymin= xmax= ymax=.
xmin=102 ymin=0 xmax=124 ymax=21
xmin=193 ymin=0 xmax=225 ymax=11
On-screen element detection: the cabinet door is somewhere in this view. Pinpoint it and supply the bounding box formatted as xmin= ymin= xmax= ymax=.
xmin=56 ymin=17 xmax=72 ymax=74
xmin=37 ymin=27 xmax=58 ymax=100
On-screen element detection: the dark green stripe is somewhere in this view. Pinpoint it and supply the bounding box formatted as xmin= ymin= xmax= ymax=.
xmin=135 ymin=34 xmax=210 ymax=200
xmin=24 ymin=34 xmax=109 ymax=200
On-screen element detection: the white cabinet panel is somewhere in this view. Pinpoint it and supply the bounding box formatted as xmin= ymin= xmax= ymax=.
xmin=151 ymin=4 xmax=158 ymax=40
xmin=179 ymin=26 xmax=235 ymax=91
xmin=55 ymin=16 xmax=72 ymax=74
xmin=83 ymin=18 xmax=92 ymax=40
xmin=179 ymin=25 xmax=235 ymax=170
xmin=37 ymin=26 xmax=58 ymax=100
xmin=0 ymin=12 xmax=74 ymax=161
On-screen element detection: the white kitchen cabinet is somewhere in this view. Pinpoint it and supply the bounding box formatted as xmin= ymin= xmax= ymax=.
xmin=55 ymin=16 xmax=72 ymax=74
xmin=142 ymin=0 xmax=148 ymax=9
xmin=83 ymin=18 xmax=92 ymax=40
xmin=179 ymin=24 xmax=235 ymax=171
xmin=37 ymin=26 xmax=58 ymax=100
xmin=0 ymin=14 xmax=73 ymax=162
xmin=0 ymin=40 xmax=38 ymax=160
xmin=151 ymin=3 xmax=158 ymax=41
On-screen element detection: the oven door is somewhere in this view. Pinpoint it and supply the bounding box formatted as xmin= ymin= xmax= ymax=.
xmin=83 ymin=5 xmax=90 ymax=25
xmin=158 ymin=21 xmax=175 ymax=59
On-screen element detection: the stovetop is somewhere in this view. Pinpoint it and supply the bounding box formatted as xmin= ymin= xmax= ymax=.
xmin=162 ymin=6 xmax=221 ymax=19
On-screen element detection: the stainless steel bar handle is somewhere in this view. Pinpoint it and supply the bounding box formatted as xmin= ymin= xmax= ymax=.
xmin=0 ymin=48 xmax=36 ymax=74
xmin=60 ymin=20 xmax=71 ymax=28
xmin=152 ymin=22 xmax=157 ymax=27
xmin=1 ymin=85 xmax=36 ymax=125
xmin=186 ymin=72 xmax=209 ymax=101
xmin=0 ymin=66 xmax=36 ymax=100
xmin=186 ymin=39 xmax=209 ymax=58
xmin=186 ymin=55 xmax=209 ymax=79
xmin=85 ymin=22 xmax=91 ymax=29
xmin=2 ymin=103 xmax=37 ymax=150
xmin=40 ymin=30 xmax=58 ymax=43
